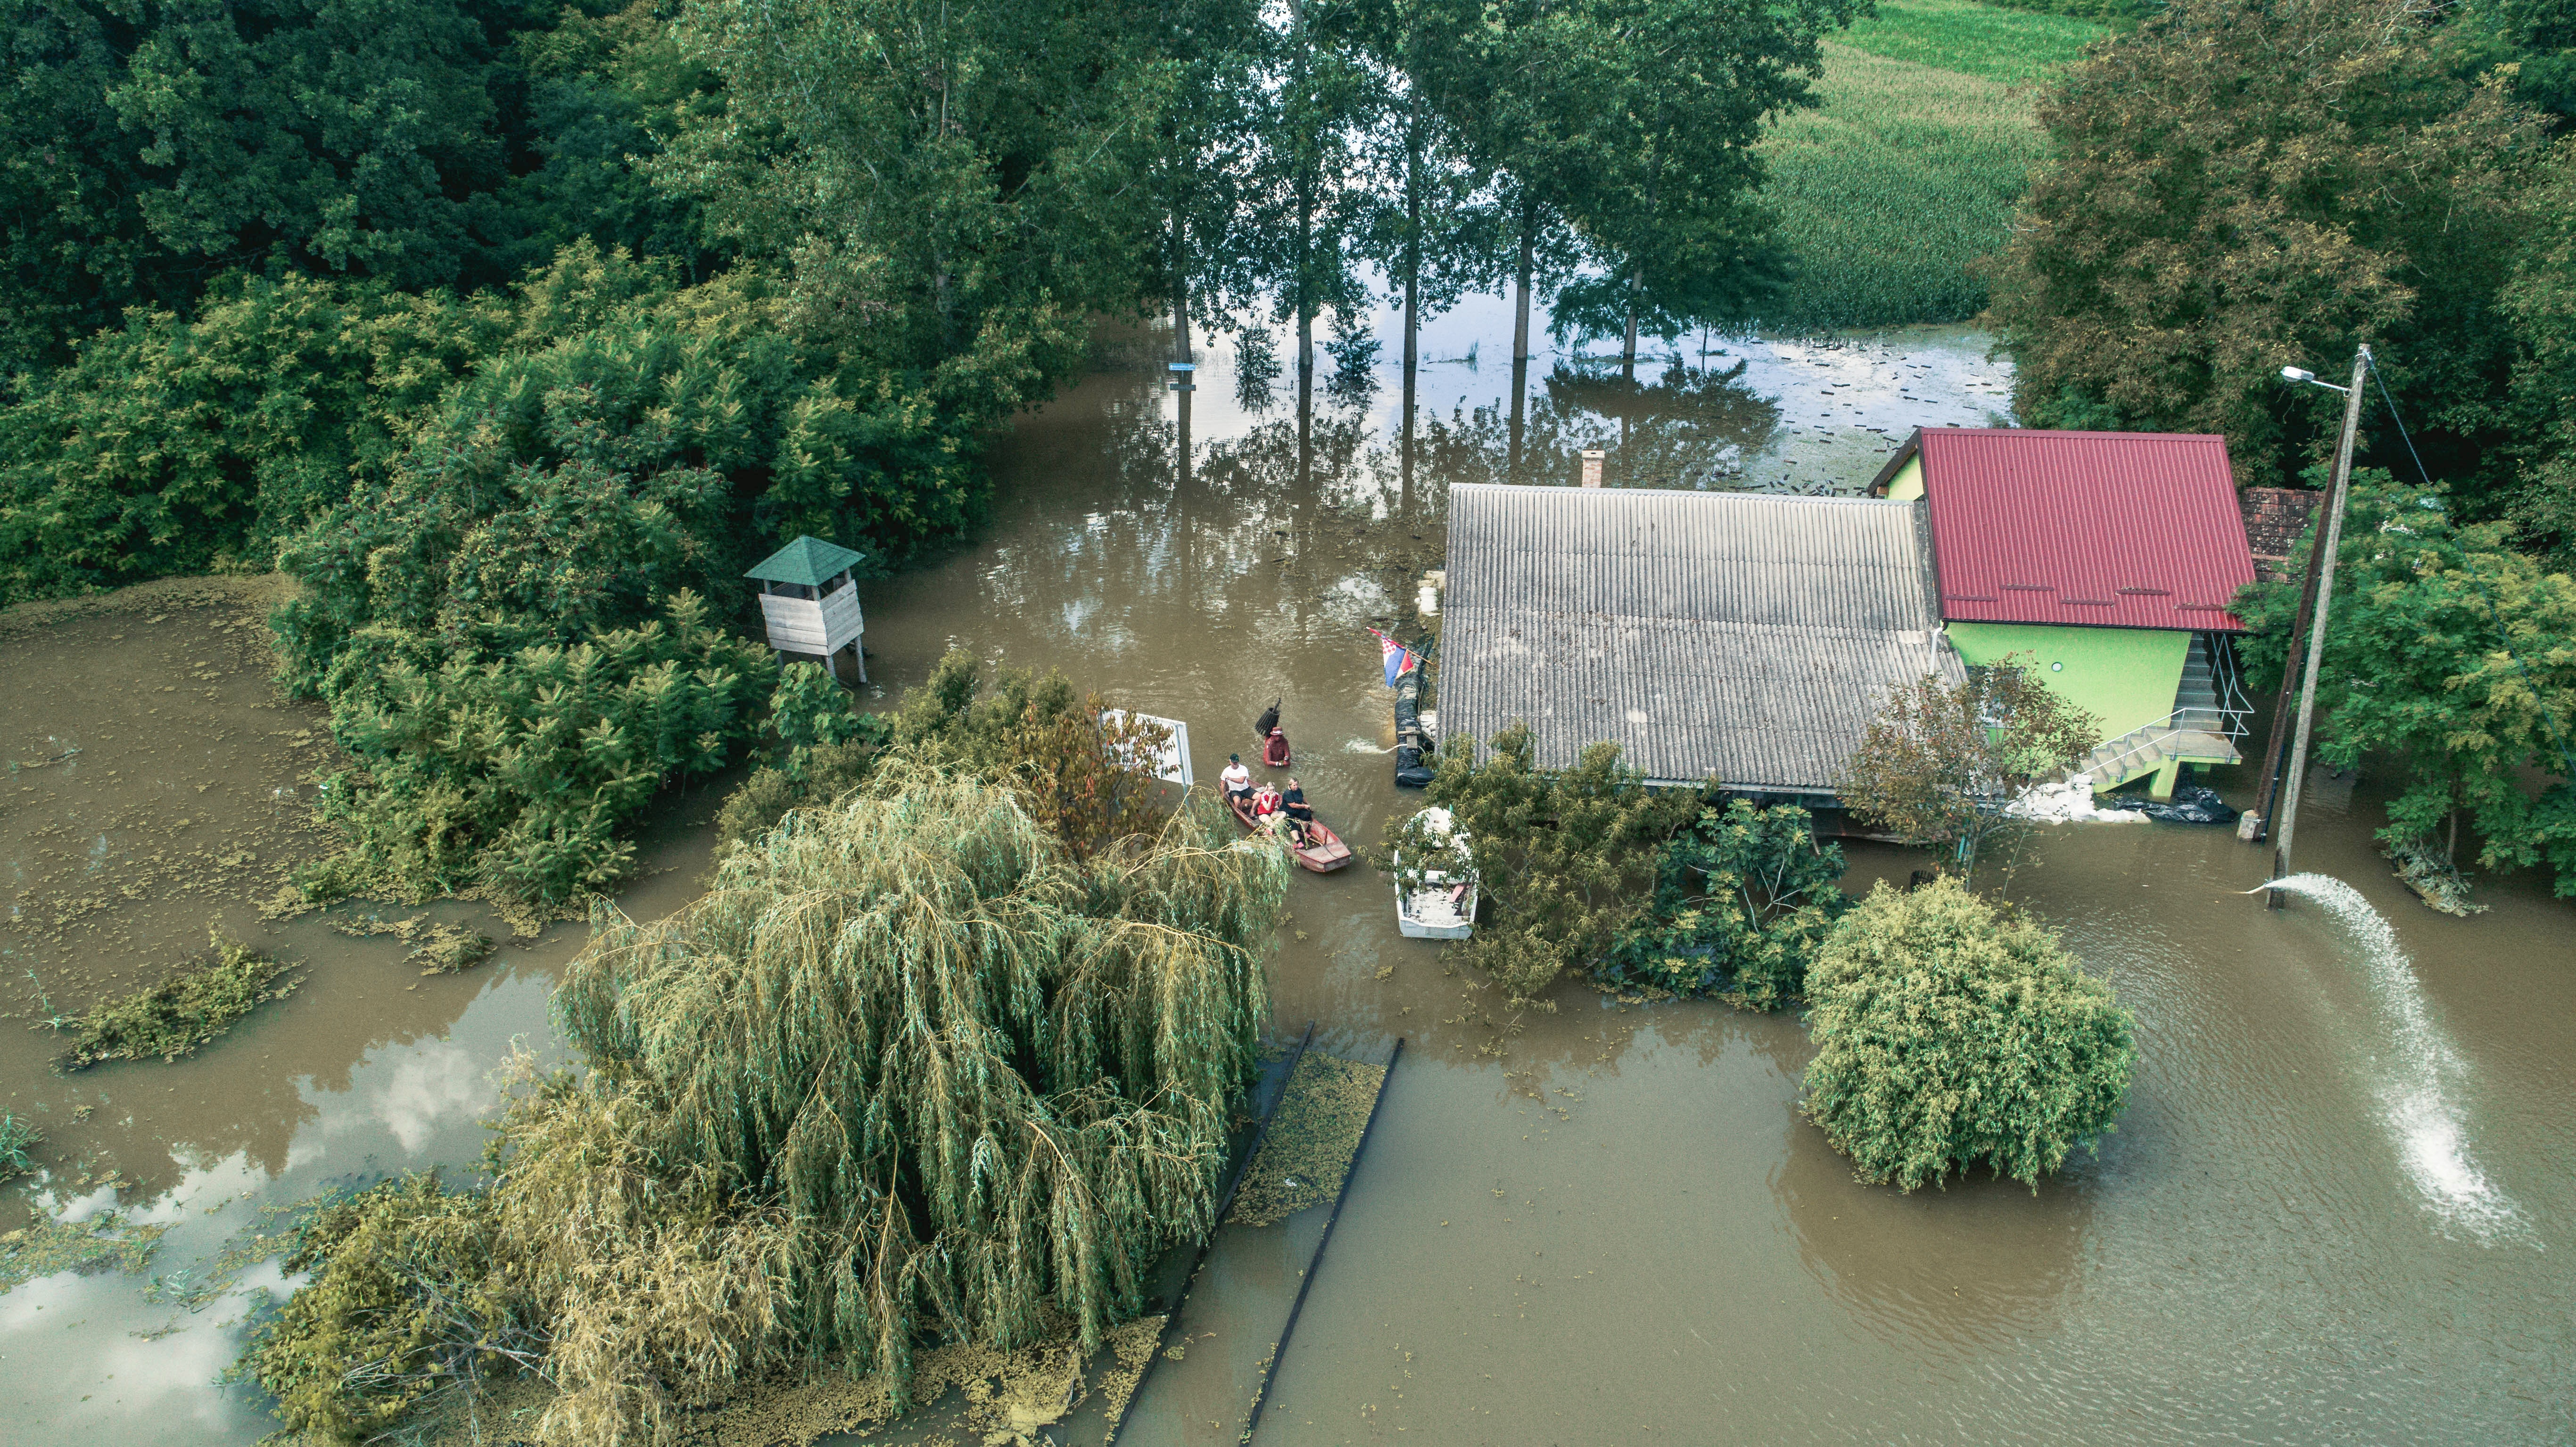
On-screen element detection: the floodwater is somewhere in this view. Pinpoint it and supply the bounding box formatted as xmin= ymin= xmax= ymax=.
xmin=1 ymin=296 xmax=2570 ymax=1445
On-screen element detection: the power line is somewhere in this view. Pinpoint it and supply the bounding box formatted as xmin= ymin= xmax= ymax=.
xmin=2364 ymin=358 xmax=2576 ymax=781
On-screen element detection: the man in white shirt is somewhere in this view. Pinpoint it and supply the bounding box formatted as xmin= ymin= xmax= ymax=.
xmin=1220 ymin=754 xmax=1253 ymax=802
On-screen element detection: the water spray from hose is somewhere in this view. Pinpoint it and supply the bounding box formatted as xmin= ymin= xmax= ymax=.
xmin=2263 ymin=873 xmax=2532 ymax=1246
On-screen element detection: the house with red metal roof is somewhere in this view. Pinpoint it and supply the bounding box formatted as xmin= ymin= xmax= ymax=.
xmin=1870 ymin=428 xmax=2258 ymax=799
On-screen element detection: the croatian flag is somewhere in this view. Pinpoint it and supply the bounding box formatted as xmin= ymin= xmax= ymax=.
xmin=1371 ymin=628 xmax=1420 ymax=686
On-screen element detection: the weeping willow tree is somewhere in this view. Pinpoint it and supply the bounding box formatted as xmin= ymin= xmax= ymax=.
xmin=535 ymin=761 xmax=1288 ymax=1439
xmin=242 ymin=761 xmax=1288 ymax=1447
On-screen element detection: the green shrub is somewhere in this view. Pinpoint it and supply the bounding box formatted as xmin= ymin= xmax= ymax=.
xmin=1801 ymin=878 xmax=2134 ymax=1191
xmin=240 ymin=1174 xmax=529 ymax=1446
xmin=1599 ymin=800 xmax=1849 ymax=1010
xmin=0 ymin=1113 xmax=40 ymax=1183
xmin=0 ymin=275 xmax=502 ymax=603
xmin=1423 ymin=724 xmax=1701 ymax=1006
xmin=710 ymin=663 xmax=893 ymax=854
xmin=60 ymin=931 xmax=299 ymax=1069
xmin=292 ymin=592 xmax=773 ymax=917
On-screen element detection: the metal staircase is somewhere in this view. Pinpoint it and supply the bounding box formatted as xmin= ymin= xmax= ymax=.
xmin=2072 ymin=635 xmax=2253 ymax=794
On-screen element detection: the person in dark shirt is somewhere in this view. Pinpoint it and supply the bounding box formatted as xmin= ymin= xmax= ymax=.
xmin=1280 ymin=778 xmax=1315 ymax=846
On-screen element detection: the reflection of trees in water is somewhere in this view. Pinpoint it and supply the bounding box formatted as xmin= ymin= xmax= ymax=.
xmin=981 ymin=377 xmax=1432 ymax=649
xmin=1368 ymin=363 xmax=1783 ymax=503
xmin=1539 ymin=362 xmax=1780 ymax=491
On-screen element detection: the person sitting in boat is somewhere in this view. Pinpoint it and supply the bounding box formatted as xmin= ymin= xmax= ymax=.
xmin=1220 ymin=753 xmax=1252 ymax=802
xmin=1280 ymin=778 xmax=1315 ymax=846
xmin=1251 ymin=781 xmax=1284 ymax=822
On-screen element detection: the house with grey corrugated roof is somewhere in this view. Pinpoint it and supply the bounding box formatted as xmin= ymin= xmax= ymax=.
xmin=1437 ymin=483 xmax=1964 ymax=800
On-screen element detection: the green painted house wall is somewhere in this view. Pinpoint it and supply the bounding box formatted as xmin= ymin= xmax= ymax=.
xmin=1883 ymin=455 xmax=1924 ymax=500
xmin=1946 ymin=622 xmax=2186 ymax=739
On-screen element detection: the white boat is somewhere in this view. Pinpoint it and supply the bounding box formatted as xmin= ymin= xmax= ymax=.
xmin=1392 ymin=805 xmax=1476 ymax=939
xmin=1396 ymin=871 xmax=1476 ymax=939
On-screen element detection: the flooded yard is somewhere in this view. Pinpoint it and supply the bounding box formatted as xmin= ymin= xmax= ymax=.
xmin=1 ymin=301 xmax=2569 ymax=1445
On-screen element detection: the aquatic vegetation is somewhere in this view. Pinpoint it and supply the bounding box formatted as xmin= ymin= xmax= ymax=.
xmin=243 ymin=765 xmax=1289 ymax=1445
xmin=0 ymin=1211 xmax=171 ymax=1292
xmin=58 ymin=931 xmax=300 ymax=1069
xmin=333 ymin=914 xmax=503 ymax=974
xmin=1802 ymin=878 xmax=2134 ymax=1192
xmin=0 ymin=1111 xmax=39 ymax=1183
xmin=1227 ymin=1052 xmax=1387 ymax=1228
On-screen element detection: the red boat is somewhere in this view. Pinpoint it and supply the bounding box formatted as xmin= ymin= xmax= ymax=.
xmin=1227 ymin=791 xmax=1353 ymax=873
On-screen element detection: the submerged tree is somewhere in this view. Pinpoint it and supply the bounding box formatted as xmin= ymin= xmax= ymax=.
xmin=1833 ymin=656 xmax=2101 ymax=877
xmin=2234 ymin=476 xmax=2576 ymax=898
xmin=1598 ymin=799 xmax=1849 ymax=1011
xmin=248 ymin=765 xmax=1290 ymax=1444
xmin=1802 ymin=877 xmax=2135 ymax=1192
xmin=1425 ymin=724 xmax=1701 ymax=1004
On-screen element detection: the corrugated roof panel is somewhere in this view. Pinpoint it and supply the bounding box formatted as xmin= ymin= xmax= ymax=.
xmin=1915 ymin=429 xmax=2257 ymax=631
xmin=1440 ymin=484 xmax=1961 ymax=793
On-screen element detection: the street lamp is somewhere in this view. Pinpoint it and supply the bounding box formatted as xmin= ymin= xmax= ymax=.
xmin=2252 ymin=347 xmax=2371 ymax=909
xmin=2278 ymin=365 xmax=2349 ymax=393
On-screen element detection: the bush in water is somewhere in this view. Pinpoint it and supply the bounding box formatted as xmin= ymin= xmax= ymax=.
xmin=242 ymin=764 xmax=1290 ymax=1445
xmin=1802 ymin=877 xmax=2134 ymax=1192
xmin=0 ymin=1112 xmax=40 ymax=1183
xmin=58 ymin=930 xmax=300 ymax=1069
xmin=291 ymin=592 xmax=771 ymax=917
xmin=1598 ymin=799 xmax=1849 ymax=1010
xmin=1424 ymin=724 xmax=1701 ymax=1006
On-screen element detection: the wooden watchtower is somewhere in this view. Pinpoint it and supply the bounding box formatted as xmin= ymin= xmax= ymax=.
xmin=746 ymin=535 xmax=868 ymax=683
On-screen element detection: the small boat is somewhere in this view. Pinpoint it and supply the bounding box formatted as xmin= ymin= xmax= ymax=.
xmin=1392 ymin=805 xmax=1475 ymax=938
xmin=1396 ymin=872 xmax=1477 ymax=939
xmin=1227 ymin=792 xmax=1354 ymax=873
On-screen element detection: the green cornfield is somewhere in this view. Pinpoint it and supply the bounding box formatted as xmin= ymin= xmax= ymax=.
xmin=1753 ymin=0 xmax=2108 ymax=332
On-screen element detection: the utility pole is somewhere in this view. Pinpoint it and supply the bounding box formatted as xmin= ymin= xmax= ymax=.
xmin=2268 ymin=345 xmax=2371 ymax=909
xmin=2248 ymin=492 xmax=2332 ymax=839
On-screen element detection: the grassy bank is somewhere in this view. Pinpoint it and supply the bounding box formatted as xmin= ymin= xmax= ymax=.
xmin=1754 ymin=0 xmax=2107 ymax=331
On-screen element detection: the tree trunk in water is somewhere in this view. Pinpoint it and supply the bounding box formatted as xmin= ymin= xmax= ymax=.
xmin=1401 ymin=127 xmax=1421 ymax=517
xmin=1509 ymin=196 xmax=1535 ymax=484
xmin=1172 ymin=217 xmax=1192 ymax=367
xmin=1621 ymin=263 xmax=1641 ymax=385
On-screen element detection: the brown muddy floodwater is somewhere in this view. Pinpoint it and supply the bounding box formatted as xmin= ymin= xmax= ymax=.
xmin=2 ymin=308 xmax=2569 ymax=1446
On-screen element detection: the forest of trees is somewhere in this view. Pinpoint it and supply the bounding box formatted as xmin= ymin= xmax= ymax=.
xmin=1984 ymin=0 xmax=2576 ymax=895
xmin=0 ymin=0 xmax=1878 ymax=913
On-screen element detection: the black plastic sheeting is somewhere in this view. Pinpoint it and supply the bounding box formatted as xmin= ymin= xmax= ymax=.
xmin=2099 ymin=784 xmax=2239 ymax=825
xmin=1393 ymin=666 xmax=1436 ymax=789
